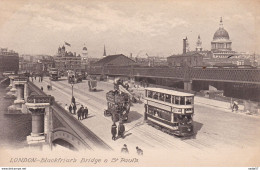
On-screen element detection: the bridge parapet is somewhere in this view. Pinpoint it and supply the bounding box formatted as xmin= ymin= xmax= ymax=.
xmin=27 ymin=95 xmax=54 ymax=104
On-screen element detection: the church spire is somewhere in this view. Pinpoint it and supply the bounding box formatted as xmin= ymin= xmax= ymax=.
xmin=103 ymin=45 xmax=106 ymax=57
xmin=219 ymin=17 xmax=223 ymax=28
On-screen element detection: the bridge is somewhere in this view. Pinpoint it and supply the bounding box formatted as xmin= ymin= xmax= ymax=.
xmin=5 ymin=76 xmax=112 ymax=151
xmin=88 ymin=66 xmax=260 ymax=101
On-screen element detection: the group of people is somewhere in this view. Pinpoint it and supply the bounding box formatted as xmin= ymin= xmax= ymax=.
xmin=65 ymin=103 xmax=89 ymax=120
xmin=111 ymin=121 xmax=125 ymax=140
xmin=64 ymin=96 xmax=89 ymax=120
xmin=30 ymin=75 xmax=43 ymax=82
xmin=121 ymin=144 xmax=143 ymax=155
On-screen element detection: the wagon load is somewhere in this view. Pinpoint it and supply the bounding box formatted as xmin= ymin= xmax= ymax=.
xmin=104 ymin=90 xmax=131 ymax=122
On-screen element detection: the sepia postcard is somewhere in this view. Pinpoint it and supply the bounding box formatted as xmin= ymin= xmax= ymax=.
xmin=0 ymin=0 xmax=260 ymax=168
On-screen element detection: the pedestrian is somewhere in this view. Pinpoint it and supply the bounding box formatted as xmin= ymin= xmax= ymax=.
xmin=111 ymin=123 xmax=117 ymax=141
xmin=232 ymin=101 xmax=239 ymax=112
xmin=64 ymin=104 xmax=68 ymax=112
xmin=41 ymin=76 xmax=43 ymax=82
xmin=136 ymin=146 xmax=143 ymax=156
xmin=69 ymin=104 xmax=72 ymax=114
xmin=39 ymin=77 xmax=40 ymax=82
xmin=41 ymin=86 xmax=43 ymax=91
xmin=77 ymin=106 xmax=82 ymax=120
xmin=31 ymin=77 xmax=34 ymax=82
xmin=71 ymin=96 xmax=76 ymax=106
xmin=83 ymin=106 xmax=88 ymax=119
xmin=121 ymin=144 xmax=129 ymax=154
xmin=34 ymin=76 xmax=36 ymax=80
xmin=118 ymin=121 xmax=125 ymax=138
xmin=73 ymin=103 xmax=77 ymax=115
xmin=80 ymin=105 xmax=84 ymax=120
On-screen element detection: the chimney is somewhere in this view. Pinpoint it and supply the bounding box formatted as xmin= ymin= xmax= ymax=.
xmin=183 ymin=37 xmax=187 ymax=54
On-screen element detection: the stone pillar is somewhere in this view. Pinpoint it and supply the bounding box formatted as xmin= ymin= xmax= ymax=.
xmin=183 ymin=66 xmax=192 ymax=92
xmin=24 ymin=83 xmax=28 ymax=102
xmin=25 ymin=95 xmax=54 ymax=145
xmin=6 ymin=76 xmax=18 ymax=97
xmin=8 ymin=78 xmax=13 ymax=88
xmin=184 ymin=80 xmax=192 ymax=92
xmin=31 ymin=108 xmax=45 ymax=136
xmin=13 ymin=78 xmax=27 ymax=110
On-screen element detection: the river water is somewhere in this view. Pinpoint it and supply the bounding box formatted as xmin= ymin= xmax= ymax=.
xmin=0 ymin=82 xmax=31 ymax=149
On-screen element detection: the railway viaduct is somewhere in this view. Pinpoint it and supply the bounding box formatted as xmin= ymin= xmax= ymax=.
xmin=88 ymin=66 xmax=260 ymax=101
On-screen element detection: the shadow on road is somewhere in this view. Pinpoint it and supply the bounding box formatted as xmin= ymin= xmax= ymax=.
xmin=86 ymin=115 xmax=95 ymax=119
xmin=94 ymin=89 xmax=104 ymax=92
xmin=122 ymin=132 xmax=132 ymax=139
xmin=181 ymin=121 xmax=203 ymax=140
xmin=126 ymin=111 xmax=143 ymax=124
xmin=125 ymin=121 xmax=145 ymax=133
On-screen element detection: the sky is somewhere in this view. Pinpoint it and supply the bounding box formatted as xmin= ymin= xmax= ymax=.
xmin=0 ymin=0 xmax=259 ymax=58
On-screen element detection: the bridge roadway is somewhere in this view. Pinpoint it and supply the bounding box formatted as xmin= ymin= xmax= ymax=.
xmin=32 ymin=77 xmax=260 ymax=163
xmin=28 ymin=81 xmax=112 ymax=151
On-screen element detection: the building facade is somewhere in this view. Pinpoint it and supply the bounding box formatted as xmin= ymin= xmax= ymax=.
xmin=54 ymin=46 xmax=82 ymax=73
xmin=167 ymin=52 xmax=203 ymax=67
xmin=0 ymin=48 xmax=19 ymax=75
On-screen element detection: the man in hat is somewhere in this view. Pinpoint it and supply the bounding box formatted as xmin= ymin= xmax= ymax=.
xmin=111 ymin=123 xmax=117 ymax=141
xmin=83 ymin=106 xmax=88 ymax=119
xmin=118 ymin=122 xmax=125 ymax=138
xmin=68 ymin=104 xmax=72 ymax=114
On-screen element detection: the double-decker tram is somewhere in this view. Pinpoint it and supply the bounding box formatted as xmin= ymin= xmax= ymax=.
xmin=144 ymin=87 xmax=194 ymax=137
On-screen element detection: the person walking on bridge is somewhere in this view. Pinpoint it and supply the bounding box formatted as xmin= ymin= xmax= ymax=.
xmin=118 ymin=121 xmax=125 ymax=139
xmin=111 ymin=123 xmax=117 ymax=141
xmin=77 ymin=105 xmax=82 ymax=120
xmin=83 ymin=106 xmax=88 ymax=119
xmin=69 ymin=104 xmax=72 ymax=114
xmin=73 ymin=103 xmax=77 ymax=115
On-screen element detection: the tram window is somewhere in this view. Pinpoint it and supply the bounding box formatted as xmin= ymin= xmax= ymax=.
xmin=180 ymin=97 xmax=185 ymax=105
xmin=148 ymin=91 xmax=153 ymax=98
xmin=175 ymin=96 xmax=180 ymax=104
xmin=165 ymin=94 xmax=171 ymax=103
xmin=153 ymin=92 xmax=159 ymax=100
xmin=186 ymin=97 xmax=193 ymax=105
xmin=159 ymin=93 xmax=165 ymax=101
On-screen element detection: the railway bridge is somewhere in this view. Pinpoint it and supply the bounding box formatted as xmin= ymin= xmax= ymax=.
xmin=88 ymin=66 xmax=260 ymax=101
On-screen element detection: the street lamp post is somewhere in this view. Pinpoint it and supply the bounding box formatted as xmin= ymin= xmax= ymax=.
xmin=71 ymin=83 xmax=74 ymax=97
xmin=70 ymin=76 xmax=76 ymax=106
